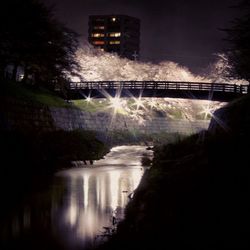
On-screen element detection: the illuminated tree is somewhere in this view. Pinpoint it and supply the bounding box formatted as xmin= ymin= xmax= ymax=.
xmin=225 ymin=0 xmax=250 ymax=82
xmin=75 ymin=46 xmax=204 ymax=82
xmin=0 ymin=0 xmax=79 ymax=89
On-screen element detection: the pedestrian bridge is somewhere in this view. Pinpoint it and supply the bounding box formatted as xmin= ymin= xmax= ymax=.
xmin=68 ymin=81 xmax=249 ymax=102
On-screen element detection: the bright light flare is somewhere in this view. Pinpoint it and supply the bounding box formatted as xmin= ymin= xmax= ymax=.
xmin=110 ymin=97 xmax=122 ymax=110
xmin=108 ymin=96 xmax=127 ymax=115
xmin=200 ymin=103 xmax=214 ymax=120
xmin=130 ymin=90 xmax=146 ymax=111
xmin=86 ymin=96 xmax=92 ymax=102
xmin=132 ymin=97 xmax=145 ymax=110
xmin=148 ymin=98 xmax=158 ymax=109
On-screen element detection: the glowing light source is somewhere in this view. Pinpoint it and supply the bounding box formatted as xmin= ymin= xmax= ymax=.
xmin=133 ymin=97 xmax=145 ymax=110
xmin=86 ymin=96 xmax=92 ymax=102
xmin=18 ymin=74 xmax=24 ymax=81
xmin=92 ymin=33 xmax=105 ymax=37
xmin=93 ymin=26 xmax=105 ymax=30
xmin=111 ymin=17 xmax=116 ymax=22
xmin=109 ymin=32 xmax=121 ymax=37
xmin=131 ymin=92 xmax=145 ymax=111
xmin=93 ymin=41 xmax=105 ymax=45
xmin=109 ymin=41 xmax=120 ymax=45
xmin=149 ymin=99 xmax=157 ymax=109
xmin=109 ymin=97 xmax=123 ymax=111
xmin=200 ymin=104 xmax=213 ymax=120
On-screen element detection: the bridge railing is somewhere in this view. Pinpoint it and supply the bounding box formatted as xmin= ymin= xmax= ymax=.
xmin=69 ymin=81 xmax=249 ymax=94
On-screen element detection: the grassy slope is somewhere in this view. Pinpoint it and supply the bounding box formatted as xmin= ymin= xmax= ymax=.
xmin=2 ymin=81 xmax=73 ymax=108
xmin=99 ymin=94 xmax=250 ymax=250
xmin=1 ymin=81 xmax=110 ymax=168
xmin=72 ymin=98 xmax=212 ymax=120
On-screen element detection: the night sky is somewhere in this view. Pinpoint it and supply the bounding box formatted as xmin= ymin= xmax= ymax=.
xmin=42 ymin=0 xmax=242 ymax=73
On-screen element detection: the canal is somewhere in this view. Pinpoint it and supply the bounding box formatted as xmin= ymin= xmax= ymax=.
xmin=0 ymin=145 xmax=152 ymax=250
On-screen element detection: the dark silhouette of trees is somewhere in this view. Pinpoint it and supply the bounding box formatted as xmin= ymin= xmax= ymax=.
xmin=0 ymin=0 xmax=80 ymax=89
xmin=225 ymin=0 xmax=250 ymax=82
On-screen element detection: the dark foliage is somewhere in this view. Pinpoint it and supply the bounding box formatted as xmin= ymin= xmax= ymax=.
xmin=0 ymin=0 xmax=80 ymax=89
xmin=225 ymin=0 xmax=250 ymax=82
xmin=0 ymin=129 xmax=108 ymax=204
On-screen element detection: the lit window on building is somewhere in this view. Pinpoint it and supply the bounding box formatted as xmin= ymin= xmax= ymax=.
xmin=93 ymin=26 xmax=105 ymax=30
xmin=93 ymin=41 xmax=105 ymax=45
xmin=109 ymin=32 xmax=121 ymax=37
xmin=91 ymin=33 xmax=105 ymax=37
xmin=109 ymin=41 xmax=120 ymax=45
xmin=111 ymin=17 xmax=116 ymax=22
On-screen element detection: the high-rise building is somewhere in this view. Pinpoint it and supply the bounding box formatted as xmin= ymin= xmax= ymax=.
xmin=88 ymin=15 xmax=140 ymax=60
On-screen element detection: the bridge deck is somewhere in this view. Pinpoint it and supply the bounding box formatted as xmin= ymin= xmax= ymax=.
xmin=67 ymin=81 xmax=249 ymax=101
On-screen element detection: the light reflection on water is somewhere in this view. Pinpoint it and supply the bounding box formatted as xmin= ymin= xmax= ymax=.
xmin=54 ymin=165 xmax=144 ymax=248
xmin=53 ymin=145 xmax=151 ymax=249
xmin=0 ymin=146 xmax=152 ymax=250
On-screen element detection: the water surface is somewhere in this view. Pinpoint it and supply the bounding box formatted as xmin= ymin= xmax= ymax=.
xmin=0 ymin=145 xmax=152 ymax=250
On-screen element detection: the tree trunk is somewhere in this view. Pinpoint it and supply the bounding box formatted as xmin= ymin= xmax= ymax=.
xmin=11 ymin=63 xmax=18 ymax=81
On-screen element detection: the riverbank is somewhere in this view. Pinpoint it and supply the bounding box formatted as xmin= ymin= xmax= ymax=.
xmin=98 ymin=94 xmax=250 ymax=249
xmin=0 ymin=128 xmax=109 ymax=213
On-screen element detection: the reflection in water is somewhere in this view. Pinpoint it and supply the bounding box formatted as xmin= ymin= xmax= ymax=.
xmin=0 ymin=146 xmax=152 ymax=250
xmin=54 ymin=165 xmax=144 ymax=248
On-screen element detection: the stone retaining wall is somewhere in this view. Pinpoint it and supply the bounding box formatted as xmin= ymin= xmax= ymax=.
xmin=50 ymin=107 xmax=209 ymax=134
xmin=0 ymin=98 xmax=210 ymax=134
xmin=0 ymin=98 xmax=55 ymax=131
